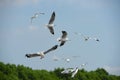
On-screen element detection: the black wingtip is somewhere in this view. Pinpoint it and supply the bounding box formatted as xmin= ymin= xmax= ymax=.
xmin=62 ymin=31 xmax=66 ymax=33
xmin=25 ymin=54 xmax=30 ymax=58
xmin=53 ymin=45 xmax=58 ymax=49
xmin=52 ymin=11 xmax=55 ymax=16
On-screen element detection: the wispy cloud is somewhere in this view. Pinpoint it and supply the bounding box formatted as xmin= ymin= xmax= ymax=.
xmin=103 ymin=65 xmax=120 ymax=76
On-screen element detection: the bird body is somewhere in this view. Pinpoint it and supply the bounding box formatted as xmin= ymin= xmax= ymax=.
xmin=57 ymin=31 xmax=69 ymax=46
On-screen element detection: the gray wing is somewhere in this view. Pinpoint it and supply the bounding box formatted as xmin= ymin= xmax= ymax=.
xmin=25 ymin=53 xmax=40 ymax=58
xmin=61 ymin=31 xmax=67 ymax=39
xmin=48 ymin=11 xmax=55 ymax=24
xmin=48 ymin=27 xmax=54 ymax=35
xmin=44 ymin=45 xmax=58 ymax=54
xmin=60 ymin=41 xmax=66 ymax=46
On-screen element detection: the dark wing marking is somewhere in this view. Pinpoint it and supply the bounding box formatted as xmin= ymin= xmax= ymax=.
xmin=60 ymin=41 xmax=66 ymax=46
xmin=48 ymin=27 xmax=54 ymax=35
xmin=44 ymin=45 xmax=58 ymax=54
xmin=48 ymin=11 xmax=55 ymax=24
xmin=25 ymin=53 xmax=40 ymax=58
xmin=61 ymin=31 xmax=67 ymax=38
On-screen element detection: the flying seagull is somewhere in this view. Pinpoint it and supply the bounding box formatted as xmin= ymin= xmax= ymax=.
xmin=75 ymin=32 xmax=99 ymax=42
xmin=57 ymin=31 xmax=69 ymax=46
xmin=61 ymin=66 xmax=79 ymax=78
xmin=31 ymin=12 xmax=45 ymax=23
xmin=61 ymin=68 xmax=74 ymax=74
xmin=45 ymin=11 xmax=55 ymax=35
xmin=25 ymin=45 xmax=58 ymax=59
xmin=71 ymin=67 xmax=79 ymax=78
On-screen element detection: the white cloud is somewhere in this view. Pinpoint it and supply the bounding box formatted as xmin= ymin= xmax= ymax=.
xmin=103 ymin=65 xmax=120 ymax=76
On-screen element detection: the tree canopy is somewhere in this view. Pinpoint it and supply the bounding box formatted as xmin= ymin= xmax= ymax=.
xmin=0 ymin=62 xmax=120 ymax=80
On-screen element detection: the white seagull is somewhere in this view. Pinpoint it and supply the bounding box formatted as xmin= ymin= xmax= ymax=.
xmin=61 ymin=68 xmax=74 ymax=74
xmin=31 ymin=12 xmax=45 ymax=23
xmin=25 ymin=45 xmax=58 ymax=59
xmin=71 ymin=67 xmax=79 ymax=78
xmin=61 ymin=66 xmax=79 ymax=78
xmin=45 ymin=11 xmax=55 ymax=35
xmin=57 ymin=31 xmax=69 ymax=46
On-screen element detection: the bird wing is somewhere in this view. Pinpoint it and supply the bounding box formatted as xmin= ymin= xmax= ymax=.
xmin=44 ymin=45 xmax=58 ymax=54
xmin=25 ymin=53 xmax=40 ymax=58
xmin=61 ymin=31 xmax=67 ymax=39
xmin=71 ymin=69 xmax=78 ymax=78
xmin=48 ymin=12 xmax=55 ymax=24
xmin=48 ymin=27 xmax=54 ymax=35
xmin=60 ymin=41 xmax=65 ymax=46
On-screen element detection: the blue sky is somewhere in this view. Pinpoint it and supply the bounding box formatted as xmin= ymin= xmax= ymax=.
xmin=0 ymin=0 xmax=120 ymax=75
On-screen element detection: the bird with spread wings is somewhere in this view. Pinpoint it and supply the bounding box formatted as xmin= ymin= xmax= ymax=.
xmin=25 ymin=45 xmax=58 ymax=59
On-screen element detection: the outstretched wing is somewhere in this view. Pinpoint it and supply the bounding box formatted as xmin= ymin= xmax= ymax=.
xmin=25 ymin=53 xmax=40 ymax=58
xmin=48 ymin=27 xmax=54 ymax=35
xmin=61 ymin=31 xmax=67 ymax=39
xmin=44 ymin=45 xmax=58 ymax=54
xmin=48 ymin=11 xmax=55 ymax=24
xmin=60 ymin=41 xmax=65 ymax=46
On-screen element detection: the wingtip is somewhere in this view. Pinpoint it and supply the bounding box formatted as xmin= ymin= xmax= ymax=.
xmin=25 ymin=54 xmax=30 ymax=58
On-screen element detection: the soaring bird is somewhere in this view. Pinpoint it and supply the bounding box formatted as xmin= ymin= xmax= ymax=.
xmin=71 ymin=67 xmax=79 ymax=78
xmin=45 ymin=11 xmax=55 ymax=35
xmin=31 ymin=12 xmax=45 ymax=23
xmin=25 ymin=45 xmax=58 ymax=59
xmin=57 ymin=31 xmax=69 ymax=46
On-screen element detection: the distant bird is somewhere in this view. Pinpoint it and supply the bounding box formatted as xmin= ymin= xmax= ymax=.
xmin=31 ymin=12 xmax=45 ymax=23
xmin=71 ymin=67 xmax=79 ymax=78
xmin=62 ymin=56 xmax=80 ymax=63
xmin=75 ymin=32 xmax=100 ymax=42
xmin=93 ymin=37 xmax=100 ymax=42
xmin=61 ymin=66 xmax=79 ymax=77
xmin=45 ymin=11 xmax=55 ymax=35
xmin=25 ymin=45 xmax=58 ymax=59
xmin=61 ymin=68 xmax=74 ymax=74
xmin=80 ymin=63 xmax=87 ymax=67
xmin=57 ymin=31 xmax=69 ymax=46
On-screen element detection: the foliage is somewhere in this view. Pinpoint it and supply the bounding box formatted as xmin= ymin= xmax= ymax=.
xmin=0 ymin=62 xmax=120 ymax=80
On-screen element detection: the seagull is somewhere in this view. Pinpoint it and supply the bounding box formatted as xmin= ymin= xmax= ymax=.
xmin=75 ymin=32 xmax=100 ymax=42
xmin=45 ymin=11 xmax=55 ymax=35
xmin=71 ymin=67 xmax=79 ymax=78
xmin=25 ymin=45 xmax=58 ymax=59
xmin=93 ymin=37 xmax=100 ymax=42
xmin=80 ymin=63 xmax=87 ymax=67
xmin=61 ymin=66 xmax=79 ymax=78
xmin=57 ymin=31 xmax=69 ymax=46
xmin=31 ymin=12 xmax=45 ymax=23
xmin=61 ymin=68 xmax=74 ymax=74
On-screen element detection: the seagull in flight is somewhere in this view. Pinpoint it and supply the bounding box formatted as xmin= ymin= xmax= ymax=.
xmin=45 ymin=11 xmax=55 ymax=35
xmin=57 ymin=31 xmax=69 ymax=46
xmin=75 ymin=32 xmax=100 ymax=42
xmin=71 ymin=67 xmax=79 ymax=78
xmin=30 ymin=12 xmax=45 ymax=23
xmin=25 ymin=45 xmax=58 ymax=59
xmin=61 ymin=66 xmax=79 ymax=78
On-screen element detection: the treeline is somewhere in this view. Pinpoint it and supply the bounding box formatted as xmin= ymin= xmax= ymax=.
xmin=0 ymin=62 xmax=120 ymax=80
